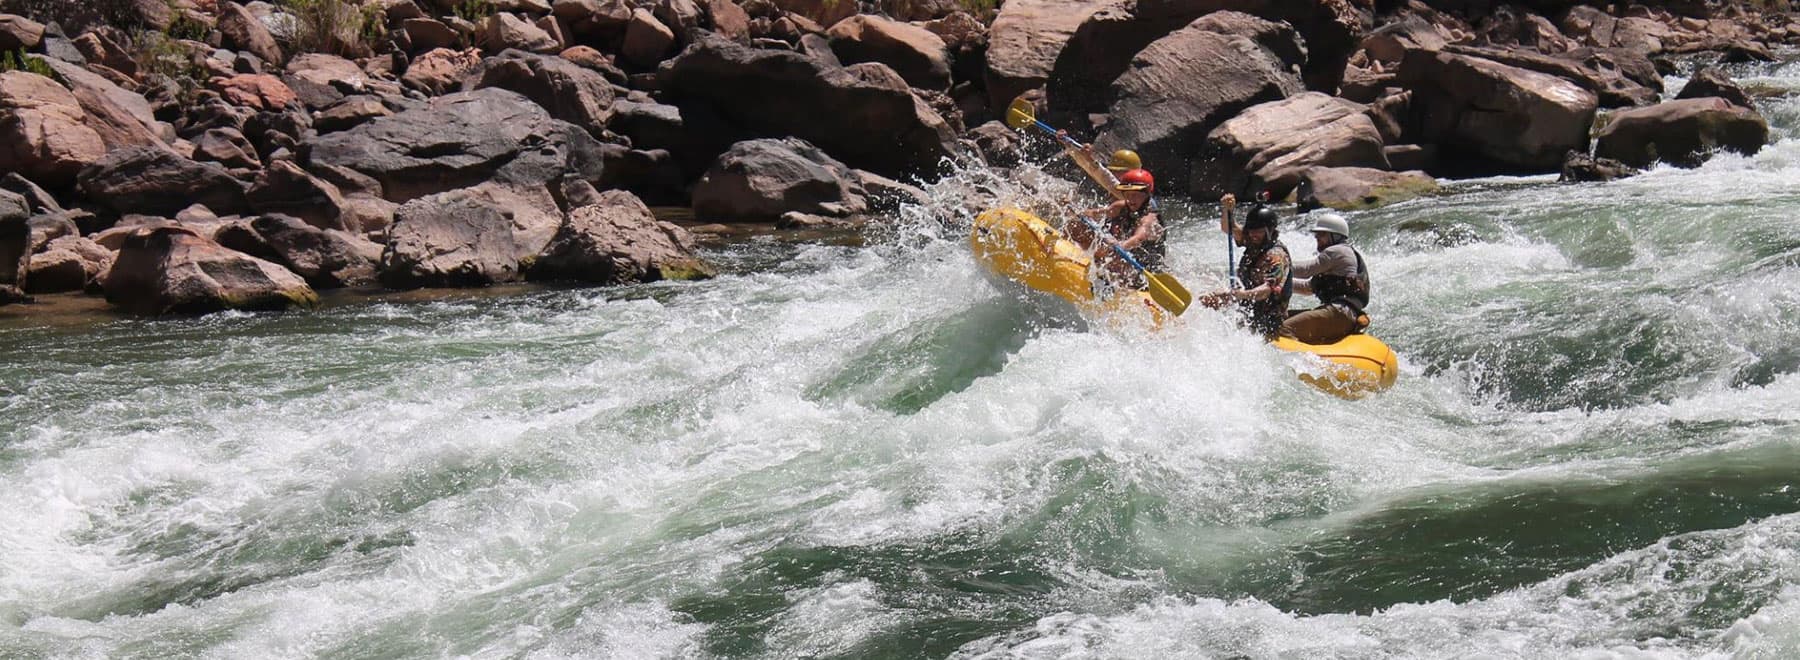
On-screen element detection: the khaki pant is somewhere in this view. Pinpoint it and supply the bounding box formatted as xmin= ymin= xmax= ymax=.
xmin=1279 ymin=305 xmax=1360 ymax=345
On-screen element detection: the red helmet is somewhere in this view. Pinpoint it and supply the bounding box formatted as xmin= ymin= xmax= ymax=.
xmin=1117 ymin=168 xmax=1154 ymax=192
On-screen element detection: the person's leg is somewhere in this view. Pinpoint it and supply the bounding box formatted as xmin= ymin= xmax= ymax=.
xmin=1279 ymin=307 xmax=1357 ymax=344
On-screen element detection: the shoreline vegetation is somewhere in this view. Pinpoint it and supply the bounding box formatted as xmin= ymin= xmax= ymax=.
xmin=0 ymin=0 xmax=1792 ymax=317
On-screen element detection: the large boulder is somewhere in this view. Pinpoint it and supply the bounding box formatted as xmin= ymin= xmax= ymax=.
xmin=218 ymin=1 xmax=285 ymax=66
xmin=208 ymin=74 xmax=299 ymax=111
xmin=381 ymin=189 xmax=522 ymax=288
xmin=1095 ymin=24 xmax=1303 ymax=194
xmin=1049 ymin=9 xmax=1304 ymax=121
xmin=1192 ymin=92 xmax=1387 ymax=199
xmin=102 ymin=225 xmax=317 ymax=314
xmin=1397 ymin=49 xmax=1597 ymax=173
xmin=1295 ymin=166 xmax=1437 ymax=211
xmin=79 ymin=147 xmax=251 ymax=216
xmin=474 ymin=49 xmax=615 ymax=135
xmin=0 ymin=71 xmax=108 ymax=187
xmin=1675 ymin=67 xmax=1753 ymax=109
xmin=1594 ymin=97 xmax=1769 ymax=169
xmin=984 ymin=0 xmax=1103 ymax=111
xmin=284 ymin=53 xmax=369 ymax=110
xmin=221 ymin=214 xmax=378 ymax=288
xmin=659 ymin=34 xmax=959 ymax=178
xmin=1441 ymin=44 xmax=1656 ymax=109
xmin=247 ymin=160 xmax=351 ymax=231
xmin=827 ymin=15 xmax=952 ymax=91
xmin=25 ymin=235 xmax=113 ymax=294
xmin=42 ymin=59 xmax=169 ymax=151
xmin=622 ymin=8 xmax=677 ymax=67
xmin=305 ymin=87 xmax=607 ymax=204
xmin=691 ymin=137 xmax=868 ymax=222
xmin=530 ymin=190 xmax=713 ymax=284
xmin=0 ymin=14 xmax=45 ymax=52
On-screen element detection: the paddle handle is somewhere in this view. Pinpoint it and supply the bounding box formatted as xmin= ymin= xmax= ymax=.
xmin=1227 ymin=231 xmax=1238 ymax=290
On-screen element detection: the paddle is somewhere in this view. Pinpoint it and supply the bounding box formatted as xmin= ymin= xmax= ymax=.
xmin=1068 ymin=206 xmax=1192 ymax=316
xmin=1005 ymin=98 xmax=1123 ymax=200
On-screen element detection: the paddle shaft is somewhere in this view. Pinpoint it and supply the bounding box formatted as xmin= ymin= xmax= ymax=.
xmin=1071 ymin=208 xmax=1152 ymax=273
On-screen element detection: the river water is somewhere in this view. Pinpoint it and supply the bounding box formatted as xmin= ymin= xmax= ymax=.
xmin=3 ymin=61 xmax=1800 ymax=659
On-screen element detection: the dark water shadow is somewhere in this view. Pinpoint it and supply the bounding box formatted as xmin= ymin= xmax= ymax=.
xmin=803 ymin=298 xmax=1047 ymax=415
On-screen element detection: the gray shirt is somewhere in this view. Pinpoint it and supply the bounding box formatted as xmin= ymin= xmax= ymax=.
xmin=1292 ymin=243 xmax=1359 ymax=296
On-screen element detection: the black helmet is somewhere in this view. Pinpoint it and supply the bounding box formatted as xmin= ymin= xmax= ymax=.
xmin=1244 ymin=205 xmax=1280 ymax=230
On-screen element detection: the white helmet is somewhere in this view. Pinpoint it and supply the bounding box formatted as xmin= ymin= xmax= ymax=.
xmin=1310 ymin=212 xmax=1350 ymax=238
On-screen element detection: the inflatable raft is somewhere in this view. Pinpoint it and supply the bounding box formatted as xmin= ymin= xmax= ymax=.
xmin=970 ymin=207 xmax=1399 ymax=398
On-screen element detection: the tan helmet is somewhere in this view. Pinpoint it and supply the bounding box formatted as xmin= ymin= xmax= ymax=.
xmin=1107 ymin=149 xmax=1142 ymax=173
xmin=1310 ymin=212 xmax=1350 ymax=238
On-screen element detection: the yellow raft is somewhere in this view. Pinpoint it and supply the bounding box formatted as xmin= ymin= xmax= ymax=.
xmin=970 ymin=207 xmax=1400 ymax=399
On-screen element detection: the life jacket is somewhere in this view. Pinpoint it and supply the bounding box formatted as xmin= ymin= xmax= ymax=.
xmin=1105 ymin=203 xmax=1165 ymax=271
xmin=1237 ymin=241 xmax=1291 ymax=337
xmin=1311 ymin=245 xmax=1370 ymax=314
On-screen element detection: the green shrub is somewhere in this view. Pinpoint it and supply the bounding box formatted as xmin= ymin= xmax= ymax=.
xmin=454 ymin=0 xmax=494 ymax=24
xmin=284 ymin=0 xmax=387 ymax=57
xmin=0 ymin=49 xmax=60 ymax=81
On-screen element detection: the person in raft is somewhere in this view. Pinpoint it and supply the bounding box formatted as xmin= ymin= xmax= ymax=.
xmin=1067 ymin=168 xmax=1166 ymax=291
xmin=1281 ymin=212 xmax=1371 ymax=344
xmin=1200 ymin=194 xmax=1292 ymax=339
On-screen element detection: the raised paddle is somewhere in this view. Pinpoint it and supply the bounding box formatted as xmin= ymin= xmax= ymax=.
xmin=1069 ymin=206 xmax=1192 ymax=316
xmin=1006 ymin=98 xmax=1123 ymax=200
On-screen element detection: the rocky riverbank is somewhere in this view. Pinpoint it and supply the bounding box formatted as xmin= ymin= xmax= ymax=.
xmin=0 ymin=0 xmax=1793 ymax=314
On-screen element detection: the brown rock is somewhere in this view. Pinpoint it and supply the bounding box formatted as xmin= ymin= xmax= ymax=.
xmin=72 ymin=31 xmax=137 ymax=77
xmin=826 ymin=15 xmax=952 ymax=90
xmin=552 ymin=0 xmax=635 ymax=41
xmin=402 ymin=47 xmax=483 ymax=95
xmin=0 ymin=14 xmax=45 ymax=52
xmin=1443 ymin=44 xmax=1656 ymax=109
xmin=315 ymin=96 xmax=393 ymax=132
xmin=1561 ymin=6 xmax=1617 ymax=48
xmin=983 ymin=0 xmax=1102 ymax=111
xmin=474 ymin=49 xmax=616 ymax=135
xmin=209 ymin=74 xmax=299 ymax=111
xmin=654 ymin=0 xmax=704 ymax=41
xmin=283 ymin=53 xmax=369 ymax=110
xmin=623 ymin=9 xmax=677 ymax=67
xmin=26 ymin=236 xmax=113 ymax=294
xmin=227 ymin=214 xmax=378 ymax=288
xmin=1363 ymin=16 xmax=1448 ymax=64
xmin=1559 ymin=150 xmax=1639 ymax=183
xmin=1096 ymin=25 xmax=1304 ymax=194
xmin=530 ymin=190 xmax=713 ymax=284
xmin=27 ymin=213 xmax=79 ymax=254
xmin=380 ymin=188 xmax=522 ymax=288
xmin=770 ymin=0 xmax=856 ymax=29
xmin=0 ymin=71 xmax=109 ymax=187
xmin=1398 ymin=49 xmax=1597 ymax=173
xmin=483 ymin=12 xmax=562 ymax=54
xmin=403 ymin=17 xmax=463 ymax=51
xmin=1052 ymin=10 xmax=1305 ymax=121
xmin=1594 ymin=97 xmax=1769 ymax=169
xmin=660 ymin=34 xmax=959 ymax=177
xmin=103 ymin=225 xmax=317 ymax=314
xmin=2 ymin=173 xmax=63 ymax=215
xmin=701 ymin=0 xmax=751 ymax=41
xmin=1676 ymin=67 xmax=1753 ymax=109
xmin=247 ymin=160 xmax=350 ymax=231
xmin=559 ymin=46 xmax=628 ymax=84
xmin=42 ymin=59 xmax=170 ymax=152
xmin=1295 ymin=166 xmax=1436 ymax=211
xmin=79 ymin=146 xmax=251 ymax=216
xmin=193 ymin=127 xmax=263 ymax=170
xmin=218 ymin=1 xmax=286 ymax=67
xmin=692 ymin=137 xmax=868 ymax=221
xmin=1194 ymin=93 xmax=1389 ymax=200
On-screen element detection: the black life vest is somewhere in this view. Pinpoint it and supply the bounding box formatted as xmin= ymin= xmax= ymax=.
xmin=1237 ymin=242 xmax=1291 ymax=337
xmin=1311 ymin=245 xmax=1370 ymax=314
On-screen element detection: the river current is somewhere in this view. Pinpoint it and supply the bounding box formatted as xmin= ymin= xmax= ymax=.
xmin=3 ymin=61 xmax=1800 ymax=658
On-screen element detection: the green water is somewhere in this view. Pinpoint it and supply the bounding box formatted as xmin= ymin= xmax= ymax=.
xmin=3 ymin=64 xmax=1800 ymax=659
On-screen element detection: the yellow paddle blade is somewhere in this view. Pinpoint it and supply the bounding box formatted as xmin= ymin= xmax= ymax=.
xmin=1145 ymin=272 xmax=1192 ymax=316
xmin=1004 ymin=97 xmax=1036 ymax=131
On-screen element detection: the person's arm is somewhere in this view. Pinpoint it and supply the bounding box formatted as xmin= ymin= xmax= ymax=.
xmin=1232 ymin=251 xmax=1291 ymax=301
xmin=1219 ymin=194 xmax=1240 ymax=243
xmin=1114 ymin=211 xmax=1160 ymax=250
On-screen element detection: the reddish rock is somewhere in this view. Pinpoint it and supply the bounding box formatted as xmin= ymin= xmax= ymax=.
xmin=380 ymin=189 xmax=522 ymax=288
xmin=1594 ymin=97 xmax=1769 ymax=169
xmin=1096 ymin=24 xmax=1303 ymax=193
xmin=0 ymin=14 xmax=45 ymax=52
xmin=558 ymin=46 xmax=628 ymax=84
xmin=0 ymin=71 xmax=108 ymax=187
xmin=1194 ymin=93 xmax=1389 ymax=200
xmin=1051 ymin=10 xmax=1305 ymax=121
xmin=1676 ymin=67 xmax=1754 ymax=109
xmin=475 ymin=49 xmax=616 ymax=135
xmin=209 ymin=74 xmax=299 ymax=111
xmin=1398 ymin=49 xmax=1597 ymax=172
xmin=315 ymin=96 xmax=392 ymax=133
xmin=42 ymin=59 xmax=170 ymax=152
xmin=102 ymin=225 xmax=317 ymax=314
xmin=483 ymin=12 xmax=562 ymax=54
xmin=26 ymin=236 xmax=113 ymax=294
xmin=983 ymin=0 xmax=1101 ymax=111
xmin=283 ymin=53 xmax=369 ymax=110
xmin=403 ymin=17 xmax=462 ymax=51
xmin=402 ymin=48 xmax=483 ymax=95
xmin=222 ymin=214 xmax=378 ymax=288
xmin=218 ymin=1 xmax=285 ymax=66
xmin=770 ymin=0 xmax=856 ymax=30
xmin=1296 ymin=166 xmax=1437 ymax=211
xmin=827 ymin=15 xmax=952 ymax=90
xmin=700 ymin=0 xmax=751 ymax=41
xmin=247 ymin=160 xmax=350 ymax=231
xmin=692 ymin=137 xmax=868 ymax=222
xmin=530 ymin=190 xmax=713 ymax=284
xmin=623 ymin=9 xmax=677 ymax=67
xmin=193 ymin=127 xmax=262 ymax=170
xmin=73 ymin=31 xmax=137 ymax=77
xmin=79 ymin=147 xmax=251 ymax=216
